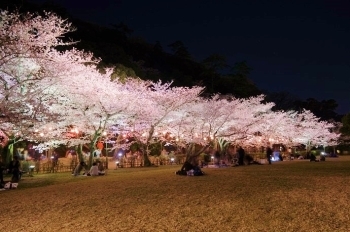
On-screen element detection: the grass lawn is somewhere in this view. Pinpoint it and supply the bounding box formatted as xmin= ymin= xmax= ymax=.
xmin=1 ymin=157 xmax=350 ymax=232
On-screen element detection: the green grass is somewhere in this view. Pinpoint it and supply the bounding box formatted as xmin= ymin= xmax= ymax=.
xmin=1 ymin=157 xmax=350 ymax=232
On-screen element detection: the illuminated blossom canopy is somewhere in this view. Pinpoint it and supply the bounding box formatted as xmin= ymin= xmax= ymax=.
xmin=0 ymin=10 xmax=340 ymax=158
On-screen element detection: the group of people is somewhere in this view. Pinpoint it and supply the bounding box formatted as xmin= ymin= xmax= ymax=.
xmin=237 ymin=146 xmax=273 ymax=166
xmin=0 ymin=155 xmax=22 ymax=188
xmin=175 ymin=145 xmax=274 ymax=174
xmin=72 ymin=161 xmax=105 ymax=176
xmin=236 ymin=146 xmax=274 ymax=165
xmin=175 ymin=160 xmax=204 ymax=176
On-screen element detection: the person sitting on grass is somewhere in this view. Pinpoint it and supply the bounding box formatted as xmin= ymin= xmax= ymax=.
xmin=179 ymin=161 xmax=194 ymax=175
xmin=88 ymin=162 xmax=104 ymax=176
xmin=176 ymin=160 xmax=204 ymax=176
xmin=310 ymin=153 xmax=319 ymax=162
xmin=97 ymin=161 xmax=105 ymax=175
xmin=72 ymin=161 xmax=87 ymax=176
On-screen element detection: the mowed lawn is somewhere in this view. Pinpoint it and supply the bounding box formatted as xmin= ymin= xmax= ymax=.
xmin=1 ymin=157 xmax=350 ymax=232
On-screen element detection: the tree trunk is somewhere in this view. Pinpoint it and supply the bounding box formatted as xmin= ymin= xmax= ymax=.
xmin=142 ymin=144 xmax=151 ymax=167
xmin=76 ymin=144 xmax=83 ymax=163
xmin=185 ymin=143 xmax=209 ymax=164
xmin=142 ymin=126 xmax=155 ymax=167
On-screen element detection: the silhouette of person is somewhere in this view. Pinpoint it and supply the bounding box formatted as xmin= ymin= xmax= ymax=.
xmin=238 ymin=146 xmax=245 ymax=165
xmin=266 ymin=146 xmax=273 ymax=165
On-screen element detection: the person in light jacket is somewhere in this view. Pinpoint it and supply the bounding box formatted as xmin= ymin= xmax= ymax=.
xmin=89 ymin=162 xmax=99 ymax=176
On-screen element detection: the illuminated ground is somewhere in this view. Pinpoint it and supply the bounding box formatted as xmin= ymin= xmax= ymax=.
xmin=1 ymin=157 xmax=350 ymax=232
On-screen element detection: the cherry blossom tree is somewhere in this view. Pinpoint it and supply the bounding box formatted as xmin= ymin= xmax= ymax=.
xmin=22 ymin=60 xmax=154 ymax=167
xmin=0 ymin=10 xmax=340 ymax=168
xmin=162 ymin=95 xmax=275 ymax=161
xmin=0 ymin=10 xmax=82 ymax=162
xmin=163 ymin=95 xmax=340 ymax=162
xmin=0 ymin=10 xmax=154 ymax=167
xmin=290 ymin=110 xmax=339 ymax=150
xmin=0 ymin=10 xmax=81 ymax=137
xmin=112 ymin=81 xmax=204 ymax=166
xmin=65 ymin=76 xmax=152 ymax=167
xmin=249 ymin=110 xmax=298 ymax=147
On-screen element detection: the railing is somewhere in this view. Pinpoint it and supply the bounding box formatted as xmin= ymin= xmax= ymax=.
xmin=20 ymin=160 xmax=75 ymax=174
xmin=16 ymin=157 xmax=183 ymax=175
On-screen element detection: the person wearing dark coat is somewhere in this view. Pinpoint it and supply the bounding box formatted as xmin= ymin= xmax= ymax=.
xmin=73 ymin=161 xmax=87 ymax=176
xmin=9 ymin=156 xmax=21 ymax=182
xmin=238 ymin=146 xmax=245 ymax=165
xmin=266 ymin=146 xmax=273 ymax=164
xmin=0 ymin=156 xmax=5 ymax=185
xmin=176 ymin=161 xmax=205 ymax=176
xmin=181 ymin=161 xmax=194 ymax=172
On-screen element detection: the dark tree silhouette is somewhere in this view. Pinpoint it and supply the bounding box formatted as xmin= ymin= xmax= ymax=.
xmin=168 ymin=40 xmax=192 ymax=60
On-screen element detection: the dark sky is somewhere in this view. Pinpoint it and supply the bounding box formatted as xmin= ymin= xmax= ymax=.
xmin=29 ymin=0 xmax=350 ymax=114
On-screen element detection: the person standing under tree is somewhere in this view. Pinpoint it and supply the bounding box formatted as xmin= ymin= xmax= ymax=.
xmin=0 ymin=156 xmax=5 ymax=186
xmin=238 ymin=146 xmax=245 ymax=166
xmin=266 ymin=146 xmax=273 ymax=165
xmin=52 ymin=151 xmax=59 ymax=166
xmin=9 ymin=156 xmax=21 ymax=182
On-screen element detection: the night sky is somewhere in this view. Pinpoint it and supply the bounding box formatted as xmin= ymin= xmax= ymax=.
xmin=29 ymin=0 xmax=350 ymax=114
